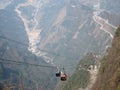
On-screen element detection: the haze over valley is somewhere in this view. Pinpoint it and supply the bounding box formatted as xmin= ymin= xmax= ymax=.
xmin=0 ymin=0 xmax=120 ymax=90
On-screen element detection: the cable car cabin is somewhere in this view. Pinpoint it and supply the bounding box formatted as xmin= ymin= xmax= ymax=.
xmin=56 ymin=71 xmax=61 ymax=77
xmin=60 ymin=73 xmax=67 ymax=81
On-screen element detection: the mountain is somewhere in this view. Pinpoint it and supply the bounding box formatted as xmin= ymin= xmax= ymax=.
xmin=0 ymin=39 xmax=56 ymax=90
xmin=92 ymin=26 xmax=120 ymax=90
xmin=0 ymin=0 xmax=120 ymax=90
xmin=100 ymin=0 xmax=120 ymax=26
xmin=57 ymin=52 xmax=99 ymax=90
xmin=0 ymin=0 xmax=57 ymax=90
xmin=57 ymin=26 xmax=120 ymax=90
xmin=4 ymin=0 xmax=119 ymax=74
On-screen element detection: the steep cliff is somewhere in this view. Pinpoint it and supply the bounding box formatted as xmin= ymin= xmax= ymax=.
xmin=92 ymin=26 xmax=120 ymax=90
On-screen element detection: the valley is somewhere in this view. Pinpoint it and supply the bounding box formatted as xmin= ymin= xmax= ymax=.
xmin=15 ymin=0 xmax=119 ymax=70
xmin=0 ymin=0 xmax=120 ymax=90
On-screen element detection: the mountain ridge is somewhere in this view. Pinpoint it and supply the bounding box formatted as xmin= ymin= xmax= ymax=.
xmin=92 ymin=26 xmax=120 ymax=90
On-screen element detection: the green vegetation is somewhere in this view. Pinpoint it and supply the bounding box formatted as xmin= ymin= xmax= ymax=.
xmin=62 ymin=70 xmax=90 ymax=90
xmin=0 ymin=41 xmax=57 ymax=90
xmin=92 ymin=26 xmax=120 ymax=90
xmin=58 ymin=52 xmax=98 ymax=90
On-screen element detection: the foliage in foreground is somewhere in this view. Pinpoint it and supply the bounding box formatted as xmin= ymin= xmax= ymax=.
xmin=92 ymin=26 xmax=120 ymax=90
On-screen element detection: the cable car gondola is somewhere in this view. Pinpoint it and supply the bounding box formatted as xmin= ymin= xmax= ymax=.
xmin=56 ymin=67 xmax=61 ymax=77
xmin=56 ymin=71 xmax=61 ymax=77
xmin=55 ymin=67 xmax=67 ymax=81
xmin=60 ymin=73 xmax=67 ymax=81
xmin=60 ymin=68 xmax=67 ymax=81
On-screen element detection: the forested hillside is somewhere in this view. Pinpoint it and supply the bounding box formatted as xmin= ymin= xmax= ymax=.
xmin=92 ymin=26 xmax=120 ymax=90
xmin=57 ymin=53 xmax=99 ymax=90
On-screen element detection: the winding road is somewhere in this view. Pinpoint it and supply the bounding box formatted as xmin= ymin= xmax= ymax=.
xmin=93 ymin=0 xmax=117 ymax=39
xmin=78 ymin=1 xmax=118 ymax=90
xmin=15 ymin=0 xmax=43 ymax=53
